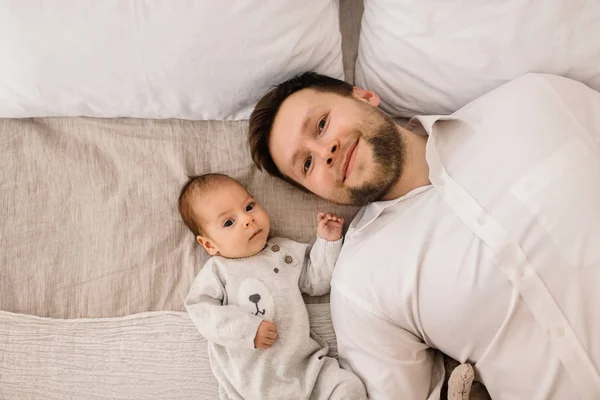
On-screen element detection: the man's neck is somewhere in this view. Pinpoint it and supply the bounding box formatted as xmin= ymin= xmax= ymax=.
xmin=381 ymin=125 xmax=430 ymax=201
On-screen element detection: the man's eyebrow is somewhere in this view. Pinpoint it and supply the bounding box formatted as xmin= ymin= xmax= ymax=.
xmin=290 ymin=105 xmax=320 ymax=175
xmin=290 ymin=148 xmax=303 ymax=176
xmin=301 ymin=105 xmax=319 ymax=134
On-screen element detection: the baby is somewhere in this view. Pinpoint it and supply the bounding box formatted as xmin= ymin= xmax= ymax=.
xmin=178 ymin=173 xmax=367 ymax=400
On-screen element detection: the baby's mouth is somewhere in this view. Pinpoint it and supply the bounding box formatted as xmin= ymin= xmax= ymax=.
xmin=249 ymin=229 xmax=262 ymax=241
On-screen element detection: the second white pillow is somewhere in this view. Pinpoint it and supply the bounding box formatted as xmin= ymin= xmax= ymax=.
xmin=356 ymin=0 xmax=600 ymax=117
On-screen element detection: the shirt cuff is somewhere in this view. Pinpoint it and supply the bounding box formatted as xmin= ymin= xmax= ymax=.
xmin=242 ymin=313 xmax=264 ymax=349
xmin=315 ymin=235 xmax=343 ymax=259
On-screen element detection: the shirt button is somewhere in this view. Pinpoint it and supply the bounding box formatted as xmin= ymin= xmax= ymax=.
xmin=271 ymin=245 xmax=280 ymax=252
xmin=284 ymin=255 xmax=293 ymax=264
xmin=555 ymin=327 xmax=565 ymax=337
xmin=514 ymin=267 xmax=524 ymax=280
xmin=477 ymin=214 xmax=487 ymax=225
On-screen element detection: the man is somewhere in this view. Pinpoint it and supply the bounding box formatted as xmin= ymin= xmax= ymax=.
xmin=248 ymin=72 xmax=600 ymax=399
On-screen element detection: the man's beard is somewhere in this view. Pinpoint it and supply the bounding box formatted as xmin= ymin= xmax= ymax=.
xmin=347 ymin=108 xmax=405 ymax=206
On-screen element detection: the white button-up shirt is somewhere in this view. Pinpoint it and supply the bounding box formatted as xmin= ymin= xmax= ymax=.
xmin=331 ymin=73 xmax=600 ymax=399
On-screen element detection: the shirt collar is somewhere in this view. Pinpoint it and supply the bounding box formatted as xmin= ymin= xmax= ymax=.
xmin=348 ymin=185 xmax=433 ymax=233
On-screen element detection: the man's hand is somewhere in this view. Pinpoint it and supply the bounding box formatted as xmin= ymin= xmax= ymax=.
xmin=254 ymin=320 xmax=277 ymax=349
xmin=317 ymin=211 xmax=344 ymax=242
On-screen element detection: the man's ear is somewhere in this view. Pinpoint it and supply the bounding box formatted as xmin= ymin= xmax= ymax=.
xmin=352 ymin=87 xmax=380 ymax=107
xmin=196 ymin=235 xmax=219 ymax=256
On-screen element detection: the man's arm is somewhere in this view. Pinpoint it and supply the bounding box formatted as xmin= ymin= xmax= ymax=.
xmin=298 ymin=236 xmax=343 ymax=296
xmin=185 ymin=262 xmax=263 ymax=349
xmin=534 ymin=73 xmax=600 ymax=143
xmin=331 ymin=288 xmax=445 ymax=399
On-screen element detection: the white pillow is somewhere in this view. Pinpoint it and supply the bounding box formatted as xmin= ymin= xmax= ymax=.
xmin=0 ymin=1 xmax=343 ymax=120
xmin=356 ymin=0 xmax=600 ymax=117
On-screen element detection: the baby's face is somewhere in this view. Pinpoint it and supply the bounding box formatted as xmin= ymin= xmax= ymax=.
xmin=197 ymin=181 xmax=270 ymax=258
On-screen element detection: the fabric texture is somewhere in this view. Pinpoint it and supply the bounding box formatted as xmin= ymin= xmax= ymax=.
xmin=0 ymin=304 xmax=336 ymax=400
xmin=447 ymin=364 xmax=474 ymax=400
xmin=0 ymin=0 xmax=343 ymax=119
xmin=356 ymin=0 xmax=600 ymax=117
xmin=339 ymin=0 xmax=364 ymax=84
xmin=331 ymin=73 xmax=600 ymax=398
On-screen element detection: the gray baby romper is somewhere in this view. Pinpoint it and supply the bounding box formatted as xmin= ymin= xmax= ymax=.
xmin=185 ymin=236 xmax=367 ymax=400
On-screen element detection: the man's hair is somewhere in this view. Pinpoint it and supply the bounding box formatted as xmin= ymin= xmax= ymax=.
xmin=248 ymin=72 xmax=353 ymax=189
xmin=178 ymin=173 xmax=233 ymax=238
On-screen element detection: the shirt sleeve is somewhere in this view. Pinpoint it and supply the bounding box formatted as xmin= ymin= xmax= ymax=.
xmin=298 ymin=236 xmax=343 ymax=296
xmin=184 ymin=261 xmax=263 ymax=349
xmin=331 ymin=288 xmax=445 ymax=399
xmin=534 ymin=73 xmax=600 ymax=142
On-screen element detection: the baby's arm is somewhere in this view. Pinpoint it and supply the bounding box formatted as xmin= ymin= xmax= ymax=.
xmin=298 ymin=212 xmax=344 ymax=296
xmin=185 ymin=261 xmax=264 ymax=349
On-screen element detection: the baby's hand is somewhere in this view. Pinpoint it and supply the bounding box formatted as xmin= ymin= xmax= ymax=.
xmin=254 ymin=320 xmax=277 ymax=350
xmin=317 ymin=211 xmax=344 ymax=242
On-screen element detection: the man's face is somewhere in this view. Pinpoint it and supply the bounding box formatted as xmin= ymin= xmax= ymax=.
xmin=269 ymin=88 xmax=405 ymax=205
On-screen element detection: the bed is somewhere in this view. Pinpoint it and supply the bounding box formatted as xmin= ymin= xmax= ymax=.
xmin=2 ymin=0 xmax=598 ymax=398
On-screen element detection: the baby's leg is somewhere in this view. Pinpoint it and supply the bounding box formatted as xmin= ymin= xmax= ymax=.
xmin=310 ymin=356 xmax=367 ymax=400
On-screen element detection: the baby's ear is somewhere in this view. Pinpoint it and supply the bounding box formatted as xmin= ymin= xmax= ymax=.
xmin=197 ymin=235 xmax=219 ymax=256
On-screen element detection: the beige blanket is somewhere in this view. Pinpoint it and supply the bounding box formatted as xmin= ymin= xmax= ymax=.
xmin=0 ymin=117 xmax=359 ymax=318
xmin=0 ymin=304 xmax=337 ymax=400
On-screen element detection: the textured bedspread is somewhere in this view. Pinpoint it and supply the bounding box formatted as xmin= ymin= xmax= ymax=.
xmin=0 ymin=117 xmax=358 ymax=318
xmin=0 ymin=305 xmax=337 ymax=400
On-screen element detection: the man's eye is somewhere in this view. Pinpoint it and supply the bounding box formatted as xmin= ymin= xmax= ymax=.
xmin=223 ymin=220 xmax=233 ymax=227
xmin=318 ymin=117 xmax=326 ymax=133
xmin=303 ymin=156 xmax=312 ymax=173
xmin=246 ymin=202 xmax=254 ymax=212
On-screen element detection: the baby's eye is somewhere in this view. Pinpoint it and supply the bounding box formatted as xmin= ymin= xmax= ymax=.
xmin=303 ymin=156 xmax=312 ymax=173
xmin=318 ymin=118 xmax=326 ymax=133
xmin=246 ymin=202 xmax=254 ymax=212
xmin=223 ymin=219 xmax=234 ymax=227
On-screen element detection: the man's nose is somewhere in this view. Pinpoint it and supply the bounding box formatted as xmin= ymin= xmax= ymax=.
xmin=312 ymin=139 xmax=340 ymax=167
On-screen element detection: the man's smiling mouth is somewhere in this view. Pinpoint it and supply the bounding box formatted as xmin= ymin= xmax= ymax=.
xmin=342 ymin=140 xmax=359 ymax=182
